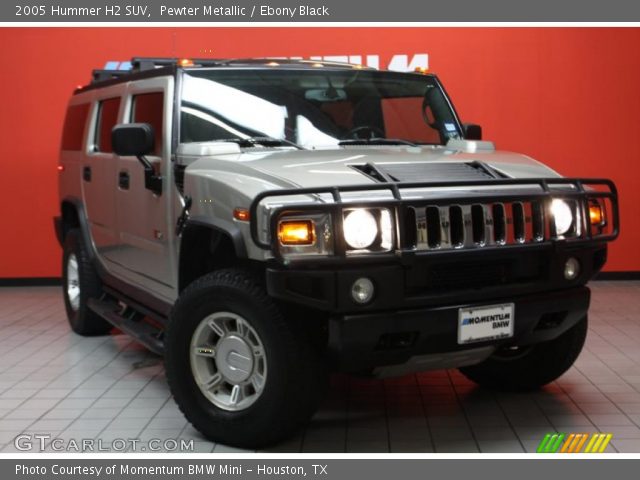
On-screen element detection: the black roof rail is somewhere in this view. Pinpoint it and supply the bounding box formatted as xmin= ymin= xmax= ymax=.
xmin=131 ymin=57 xmax=225 ymax=71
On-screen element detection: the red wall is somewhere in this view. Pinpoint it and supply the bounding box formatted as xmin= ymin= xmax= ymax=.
xmin=1 ymin=27 xmax=639 ymax=277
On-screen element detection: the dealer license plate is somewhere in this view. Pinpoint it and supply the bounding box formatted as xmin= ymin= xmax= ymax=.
xmin=457 ymin=303 xmax=515 ymax=345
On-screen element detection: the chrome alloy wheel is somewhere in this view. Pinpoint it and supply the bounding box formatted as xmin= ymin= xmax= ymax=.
xmin=66 ymin=253 xmax=80 ymax=311
xmin=189 ymin=312 xmax=267 ymax=411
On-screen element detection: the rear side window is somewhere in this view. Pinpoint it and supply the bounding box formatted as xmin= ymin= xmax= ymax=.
xmin=61 ymin=103 xmax=90 ymax=151
xmin=131 ymin=92 xmax=164 ymax=155
xmin=95 ymin=97 xmax=121 ymax=153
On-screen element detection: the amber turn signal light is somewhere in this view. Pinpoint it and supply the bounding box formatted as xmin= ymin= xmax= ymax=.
xmin=278 ymin=220 xmax=315 ymax=246
xmin=177 ymin=58 xmax=195 ymax=67
xmin=233 ymin=208 xmax=250 ymax=222
xmin=589 ymin=203 xmax=605 ymax=226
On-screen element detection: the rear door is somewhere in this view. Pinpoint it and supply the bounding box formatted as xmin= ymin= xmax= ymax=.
xmin=81 ymin=85 xmax=125 ymax=264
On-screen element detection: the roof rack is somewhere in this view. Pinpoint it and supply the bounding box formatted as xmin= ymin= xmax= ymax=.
xmin=87 ymin=56 xmax=373 ymax=87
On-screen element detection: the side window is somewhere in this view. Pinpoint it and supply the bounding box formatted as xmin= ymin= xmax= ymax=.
xmin=95 ymin=97 xmax=121 ymax=153
xmin=131 ymin=92 xmax=164 ymax=155
xmin=61 ymin=103 xmax=90 ymax=151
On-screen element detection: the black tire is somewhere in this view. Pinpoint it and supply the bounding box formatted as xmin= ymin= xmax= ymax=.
xmin=62 ymin=229 xmax=112 ymax=336
xmin=459 ymin=316 xmax=588 ymax=391
xmin=164 ymin=268 xmax=327 ymax=449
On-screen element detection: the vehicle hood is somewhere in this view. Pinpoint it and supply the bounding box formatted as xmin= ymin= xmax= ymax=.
xmin=185 ymin=143 xmax=561 ymax=193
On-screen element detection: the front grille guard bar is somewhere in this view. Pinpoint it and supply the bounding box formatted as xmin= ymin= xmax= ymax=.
xmin=249 ymin=178 xmax=619 ymax=260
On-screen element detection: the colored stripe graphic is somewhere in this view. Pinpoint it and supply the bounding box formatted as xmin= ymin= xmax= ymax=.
xmin=549 ymin=433 xmax=565 ymax=453
xmin=585 ymin=433 xmax=613 ymax=453
xmin=584 ymin=433 xmax=599 ymax=453
xmin=572 ymin=433 xmax=589 ymax=453
xmin=560 ymin=434 xmax=575 ymax=453
xmin=597 ymin=434 xmax=613 ymax=453
xmin=537 ymin=434 xmax=552 ymax=453
xmin=537 ymin=433 xmax=612 ymax=453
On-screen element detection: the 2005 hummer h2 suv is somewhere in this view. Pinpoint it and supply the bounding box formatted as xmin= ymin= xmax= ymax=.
xmin=55 ymin=57 xmax=619 ymax=448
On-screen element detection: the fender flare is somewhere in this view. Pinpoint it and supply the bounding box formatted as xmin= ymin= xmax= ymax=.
xmin=183 ymin=215 xmax=248 ymax=259
xmin=60 ymin=196 xmax=97 ymax=262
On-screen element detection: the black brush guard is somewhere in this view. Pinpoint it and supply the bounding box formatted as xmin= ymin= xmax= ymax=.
xmin=249 ymin=178 xmax=619 ymax=264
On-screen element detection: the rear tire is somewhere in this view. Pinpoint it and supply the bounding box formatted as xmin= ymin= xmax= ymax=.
xmin=62 ymin=229 xmax=112 ymax=336
xmin=165 ymin=268 xmax=327 ymax=448
xmin=459 ymin=316 xmax=588 ymax=391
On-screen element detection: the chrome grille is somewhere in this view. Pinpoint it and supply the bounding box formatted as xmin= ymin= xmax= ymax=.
xmin=412 ymin=200 xmax=548 ymax=250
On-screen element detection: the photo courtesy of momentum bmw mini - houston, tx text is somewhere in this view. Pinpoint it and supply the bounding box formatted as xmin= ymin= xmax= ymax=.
xmin=54 ymin=55 xmax=619 ymax=448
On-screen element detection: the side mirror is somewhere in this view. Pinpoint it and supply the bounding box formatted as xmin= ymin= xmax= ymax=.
xmin=463 ymin=123 xmax=482 ymax=141
xmin=112 ymin=123 xmax=155 ymax=157
xmin=112 ymin=123 xmax=162 ymax=195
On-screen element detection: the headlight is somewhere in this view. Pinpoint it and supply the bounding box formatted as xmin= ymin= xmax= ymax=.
xmin=343 ymin=209 xmax=378 ymax=249
xmin=551 ymin=199 xmax=574 ymax=236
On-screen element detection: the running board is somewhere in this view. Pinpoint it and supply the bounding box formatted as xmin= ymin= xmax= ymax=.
xmin=88 ymin=298 xmax=164 ymax=355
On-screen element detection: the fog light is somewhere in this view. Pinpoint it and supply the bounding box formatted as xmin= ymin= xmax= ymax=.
xmin=564 ymin=257 xmax=580 ymax=280
xmin=351 ymin=278 xmax=375 ymax=304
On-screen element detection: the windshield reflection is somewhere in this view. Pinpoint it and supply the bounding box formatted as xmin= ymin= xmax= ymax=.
xmin=180 ymin=68 xmax=461 ymax=148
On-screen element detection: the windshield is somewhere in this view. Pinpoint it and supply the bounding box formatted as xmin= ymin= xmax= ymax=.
xmin=179 ymin=68 xmax=463 ymax=148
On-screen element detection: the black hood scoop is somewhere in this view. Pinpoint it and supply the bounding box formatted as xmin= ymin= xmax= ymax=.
xmin=351 ymin=161 xmax=504 ymax=183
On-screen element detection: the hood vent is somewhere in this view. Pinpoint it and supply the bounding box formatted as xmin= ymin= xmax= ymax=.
xmin=351 ymin=161 xmax=503 ymax=183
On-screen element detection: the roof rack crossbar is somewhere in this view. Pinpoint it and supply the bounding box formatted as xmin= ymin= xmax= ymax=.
xmin=91 ymin=69 xmax=130 ymax=84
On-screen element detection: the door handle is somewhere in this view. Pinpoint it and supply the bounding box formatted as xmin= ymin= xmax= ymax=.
xmin=82 ymin=166 xmax=91 ymax=182
xmin=118 ymin=171 xmax=130 ymax=190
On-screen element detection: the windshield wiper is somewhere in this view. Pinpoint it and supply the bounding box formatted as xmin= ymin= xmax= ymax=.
xmin=220 ymin=137 xmax=305 ymax=150
xmin=338 ymin=137 xmax=418 ymax=147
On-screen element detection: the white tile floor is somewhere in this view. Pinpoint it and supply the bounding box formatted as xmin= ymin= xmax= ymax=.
xmin=1 ymin=282 xmax=639 ymax=453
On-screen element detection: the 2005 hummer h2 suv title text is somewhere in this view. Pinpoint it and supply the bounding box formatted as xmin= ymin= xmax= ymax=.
xmin=55 ymin=57 xmax=619 ymax=447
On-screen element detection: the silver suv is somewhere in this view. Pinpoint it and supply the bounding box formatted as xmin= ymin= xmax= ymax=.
xmin=55 ymin=57 xmax=619 ymax=448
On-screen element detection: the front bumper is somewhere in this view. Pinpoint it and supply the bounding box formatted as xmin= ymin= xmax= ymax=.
xmin=265 ymin=242 xmax=603 ymax=374
xmin=328 ymin=286 xmax=590 ymax=374
xmin=266 ymin=243 xmax=607 ymax=313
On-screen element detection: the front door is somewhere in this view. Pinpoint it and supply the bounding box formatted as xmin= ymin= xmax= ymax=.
xmin=110 ymin=77 xmax=176 ymax=301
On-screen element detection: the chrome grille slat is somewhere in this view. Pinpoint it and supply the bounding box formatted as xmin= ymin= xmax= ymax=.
xmin=438 ymin=206 xmax=452 ymax=249
xmin=413 ymin=200 xmax=549 ymax=251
